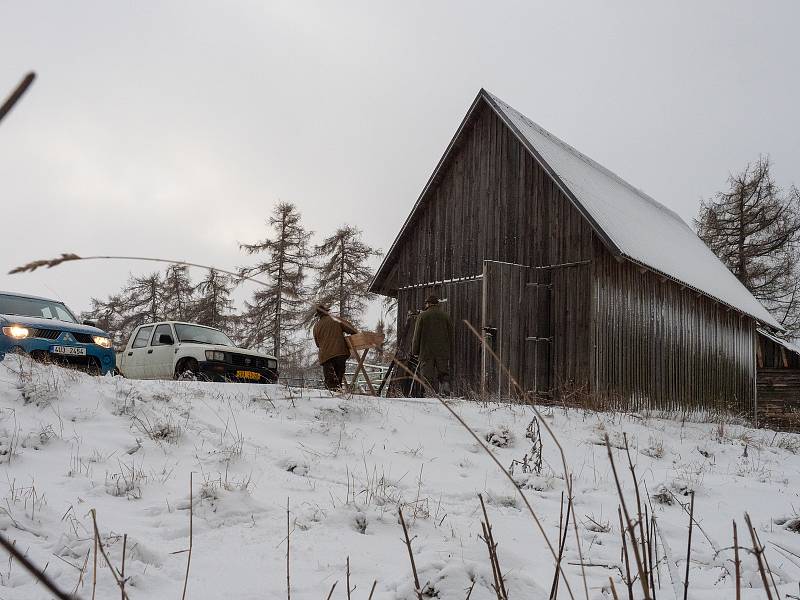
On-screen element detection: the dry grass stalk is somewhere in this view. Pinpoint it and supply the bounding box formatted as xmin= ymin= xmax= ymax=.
xmin=120 ymin=533 xmax=127 ymax=600
xmin=618 ymin=508 xmax=633 ymax=600
xmin=464 ymin=579 xmax=476 ymax=600
xmin=744 ymin=513 xmax=775 ymax=600
xmin=733 ymin=521 xmax=741 ymax=600
xmin=92 ymin=523 xmax=98 ymax=600
xmin=325 ymin=581 xmax=338 ymax=600
xmin=287 ymin=498 xmax=291 ymax=600
xmin=181 ymin=473 xmax=193 ymax=600
xmin=683 ymin=491 xmax=695 ymax=600
xmin=608 ymin=577 xmax=620 ymax=600
xmin=0 ymin=72 xmax=35 ymax=124
xmin=398 ymin=506 xmax=423 ymax=600
xmin=478 ymin=493 xmax=508 ymax=600
xmin=0 ymin=529 xmax=77 ymax=599
xmin=346 ymin=556 xmax=351 ymax=600
xmin=89 ymin=509 xmax=131 ymax=600
xmin=605 ymin=436 xmax=651 ymax=600
xmin=367 ymin=579 xmax=377 ymax=600
xmin=549 ymin=492 xmax=573 ymax=600
xmin=72 ymin=549 xmax=90 ymax=597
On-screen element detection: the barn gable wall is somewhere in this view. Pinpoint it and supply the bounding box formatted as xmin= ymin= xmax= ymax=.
xmin=393 ymin=101 xmax=593 ymax=393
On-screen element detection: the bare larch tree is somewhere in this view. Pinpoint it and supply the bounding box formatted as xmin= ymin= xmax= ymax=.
xmin=696 ymin=156 xmax=800 ymax=333
xmin=313 ymin=225 xmax=381 ymax=327
xmin=239 ymin=202 xmax=311 ymax=358
xmin=161 ymin=264 xmax=195 ymax=321
xmin=192 ymin=269 xmax=235 ymax=332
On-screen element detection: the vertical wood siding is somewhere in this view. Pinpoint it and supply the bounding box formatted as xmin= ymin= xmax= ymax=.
xmin=591 ymin=238 xmax=755 ymax=414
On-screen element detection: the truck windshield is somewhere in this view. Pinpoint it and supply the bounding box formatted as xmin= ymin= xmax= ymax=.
xmin=0 ymin=294 xmax=78 ymax=323
xmin=174 ymin=324 xmax=235 ymax=346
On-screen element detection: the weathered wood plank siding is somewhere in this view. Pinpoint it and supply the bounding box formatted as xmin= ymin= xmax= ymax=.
xmin=389 ymin=101 xmax=593 ymax=394
xmin=591 ymin=238 xmax=755 ymax=414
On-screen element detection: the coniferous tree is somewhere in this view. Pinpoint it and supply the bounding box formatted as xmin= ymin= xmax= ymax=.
xmin=161 ymin=264 xmax=195 ymax=321
xmin=192 ymin=269 xmax=235 ymax=331
xmin=239 ymin=202 xmax=311 ymax=358
xmin=119 ymin=272 xmax=165 ymax=331
xmin=314 ymin=225 xmax=381 ymax=326
xmin=696 ymin=156 xmax=800 ymax=333
xmin=83 ymin=294 xmax=127 ymax=346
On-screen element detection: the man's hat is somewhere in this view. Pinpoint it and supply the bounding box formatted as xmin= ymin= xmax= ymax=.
xmin=425 ymin=294 xmax=440 ymax=305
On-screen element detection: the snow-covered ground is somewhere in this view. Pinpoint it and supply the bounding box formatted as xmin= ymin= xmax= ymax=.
xmin=1 ymin=357 xmax=799 ymax=600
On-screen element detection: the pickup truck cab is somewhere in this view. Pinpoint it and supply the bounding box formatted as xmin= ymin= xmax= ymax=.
xmin=0 ymin=291 xmax=116 ymax=374
xmin=116 ymin=321 xmax=278 ymax=383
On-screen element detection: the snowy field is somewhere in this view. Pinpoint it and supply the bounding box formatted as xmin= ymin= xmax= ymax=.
xmin=1 ymin=358 xmax=799 ymax=600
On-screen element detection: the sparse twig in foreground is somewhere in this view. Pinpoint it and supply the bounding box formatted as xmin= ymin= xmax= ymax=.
xmin=0 ymin=72 xmax=35 ymax=124
xmin=181 ymin=473 xmax=193 ymax=600
xmin=0 ymin=530 xmax=79 ymax=600
xmin=398 ymin=506 xmax=423 ymax=600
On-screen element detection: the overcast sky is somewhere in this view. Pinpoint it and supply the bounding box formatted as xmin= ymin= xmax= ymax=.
xmin=1 ymin=1 xmax=798 ymax=324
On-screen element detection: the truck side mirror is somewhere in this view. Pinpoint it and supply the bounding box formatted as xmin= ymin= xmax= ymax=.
xmin=159 ymin=334 xmax=174 ymax=345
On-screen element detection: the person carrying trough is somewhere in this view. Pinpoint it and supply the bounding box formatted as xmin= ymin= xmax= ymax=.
xmin=411 ymin=294 xmax=453 ymax=396
xmin=313 ymin=304 xmax=358 ymax=390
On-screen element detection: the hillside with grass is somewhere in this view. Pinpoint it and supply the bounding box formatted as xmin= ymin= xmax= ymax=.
xmin=1 ymin=357 xmax=799 ymax=599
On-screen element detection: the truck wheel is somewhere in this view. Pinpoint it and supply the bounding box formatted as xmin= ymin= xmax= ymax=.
xmin=175 ymin=358 xmax=203 ymax=381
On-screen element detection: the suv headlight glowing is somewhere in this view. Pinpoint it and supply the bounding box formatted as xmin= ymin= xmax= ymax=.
xmin=92 ymin=335 xmax=112 ymax=348
xmin=2 ymin=326 xmax=30 ymax=339
xmin=205 ymin=350 xmax=226 ymax=361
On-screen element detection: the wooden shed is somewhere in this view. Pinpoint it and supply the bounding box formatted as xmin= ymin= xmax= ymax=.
xmin=371 ymin=89 xmax=785 ymax=418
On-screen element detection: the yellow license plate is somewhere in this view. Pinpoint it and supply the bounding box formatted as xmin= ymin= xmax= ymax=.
xmin=236 ymin=370 xmax=261 ymax=381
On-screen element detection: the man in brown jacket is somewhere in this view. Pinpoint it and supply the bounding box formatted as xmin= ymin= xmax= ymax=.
xmin=313 ymin=304 xmax=358 ymax=390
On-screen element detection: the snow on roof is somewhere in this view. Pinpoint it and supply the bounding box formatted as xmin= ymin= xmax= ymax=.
xmin=483 ymin=91 xmax=781 ymax=329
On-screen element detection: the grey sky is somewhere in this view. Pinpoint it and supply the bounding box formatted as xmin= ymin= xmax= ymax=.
xmin=1 ymin=0 xmax=798 ymax=323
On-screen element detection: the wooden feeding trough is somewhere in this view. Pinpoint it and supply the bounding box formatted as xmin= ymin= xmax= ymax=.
xmin=344 ymin=331 xmax=385 ymax=396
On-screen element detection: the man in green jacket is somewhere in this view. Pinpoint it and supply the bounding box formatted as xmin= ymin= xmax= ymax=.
xmin=412 ymin=295 xmax=453 ymax=396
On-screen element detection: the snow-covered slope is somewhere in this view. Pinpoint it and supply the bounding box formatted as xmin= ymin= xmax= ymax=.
xmin=1 ymin=358 xmax=799 ymax=599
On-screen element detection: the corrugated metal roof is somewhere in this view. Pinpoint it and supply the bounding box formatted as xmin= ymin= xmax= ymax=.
xmin=482 ymin=91 xmax=781 ymax=329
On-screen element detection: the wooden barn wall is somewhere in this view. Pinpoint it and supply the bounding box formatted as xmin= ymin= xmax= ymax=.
xmin=389 ymin=101 xmax=593 ymax=394
xmin=591 ymin=239 xmax=756 ymax=414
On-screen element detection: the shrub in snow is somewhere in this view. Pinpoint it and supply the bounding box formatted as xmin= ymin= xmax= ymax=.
xmin=105 ymin=463 xmax=146 ymax=499
xmin=652 ymin=484 xmax=674 ymax=505
xmin=280 ymin=458 xmax=310 ymax=476
xmin=640 ymin=436 xmax=665 ymax=459
xmin=775 ymin=434 xmax=800 ymax=454
xmin=485 ymin=425 xmax=513 ymax=448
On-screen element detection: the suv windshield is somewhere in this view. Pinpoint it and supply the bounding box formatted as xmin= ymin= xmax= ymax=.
xmin=174 ymin=324 xmax=234 ymax=346
xmin=0 ymin=294 xmax=78 ymax=323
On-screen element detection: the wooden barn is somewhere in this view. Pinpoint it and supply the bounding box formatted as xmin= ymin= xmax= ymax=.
xmin=370 ymin=88 xmax=788 ymax=419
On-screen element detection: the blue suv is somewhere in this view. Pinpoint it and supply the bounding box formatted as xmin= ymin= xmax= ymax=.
xmin=0 ymin=291 xmax=116 ymax=374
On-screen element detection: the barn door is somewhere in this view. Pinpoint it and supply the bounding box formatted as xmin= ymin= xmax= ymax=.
xmin=481 ymin=261 xmax=551 ymax=398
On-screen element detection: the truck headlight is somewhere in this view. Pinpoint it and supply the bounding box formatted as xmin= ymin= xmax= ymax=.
xmin=92 ymin=336 xmax=112 ymax=349
xmin=2 ymin=326 xmax=30 ymax=339
xmin=205 ymin=350 xmax=226 ymax=362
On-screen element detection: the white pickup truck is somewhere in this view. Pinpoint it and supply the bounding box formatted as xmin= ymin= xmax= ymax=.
xmin=116 ymin=321 xmax=278 ymax=383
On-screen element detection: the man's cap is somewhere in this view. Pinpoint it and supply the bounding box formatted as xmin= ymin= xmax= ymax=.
xmin=425 ymin=294 xmax=440 ymax=305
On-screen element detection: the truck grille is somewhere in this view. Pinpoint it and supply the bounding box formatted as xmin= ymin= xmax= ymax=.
xmin=230 ymin=353 xmax=268 ymax=369
xmin=30 ymin=328 xmax=60 ymax=340
xmin=28 ymin=329 xmax=94 ymax=343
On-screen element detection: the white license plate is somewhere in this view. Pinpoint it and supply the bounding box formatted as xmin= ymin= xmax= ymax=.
xmin=51 ymin=346 xmax=87 ymax=356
